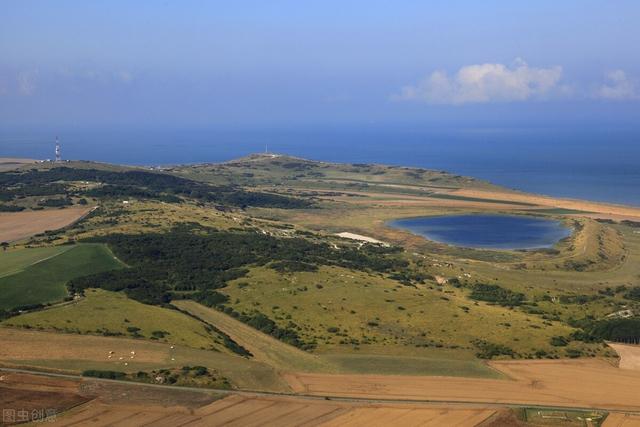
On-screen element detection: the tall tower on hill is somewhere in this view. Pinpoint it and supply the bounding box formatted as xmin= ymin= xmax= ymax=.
xmin=55 ymin=137 xmax=61 ymax=162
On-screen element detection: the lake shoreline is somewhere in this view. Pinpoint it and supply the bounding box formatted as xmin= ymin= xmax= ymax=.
xmin=388 ymin=214 xmax=572 ymax=251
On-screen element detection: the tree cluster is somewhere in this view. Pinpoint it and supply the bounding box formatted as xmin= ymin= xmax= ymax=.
xmin=68 ymin=225 xmax=407 ymax=307
xmin=0 ymin=167 xmax=311 ymax=209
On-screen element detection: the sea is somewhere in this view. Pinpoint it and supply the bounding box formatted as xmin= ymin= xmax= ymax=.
xmin=1 ymin=126 xmax=639 ymax=207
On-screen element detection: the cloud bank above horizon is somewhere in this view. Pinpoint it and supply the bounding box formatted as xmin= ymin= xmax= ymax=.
xmin=394 ymin=60 xmax=637 ymax=105
xmin=595 ymin=70 xmax=638 ymax=101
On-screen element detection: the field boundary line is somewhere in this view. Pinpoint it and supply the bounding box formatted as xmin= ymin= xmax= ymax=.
xmin=0 ymin=246 xmax=74 ymax=279
xmin=2 ymin=367 xmax=640 ymax=415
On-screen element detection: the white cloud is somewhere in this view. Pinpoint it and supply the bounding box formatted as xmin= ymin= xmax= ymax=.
xmin=114 ymin=71 xmax=134 ymax=84
xmin=394 ymin=59 xmax=563 ymax=105
xmin=595 ymin=70 xmax=637 ymax=100
xmin=17 ymin=70 xmax=38 ymax=95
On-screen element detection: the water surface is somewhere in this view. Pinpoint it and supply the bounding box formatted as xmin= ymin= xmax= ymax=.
xmin=389 ymin=214 xmax=571 ymax=250
xmin=2 ymin=127 xmax=639 ymax=205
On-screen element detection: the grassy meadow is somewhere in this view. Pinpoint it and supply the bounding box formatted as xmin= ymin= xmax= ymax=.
xmin=218 ymin=265 xmax=606 ymax=360
xmin=1 ymin=154 xmax=639 ymax=387
xmin=0 ymin=328 xmax=289 ymax=391
xmin=173 ymin=300 xmax=335 ymax=373
xmin=3 ymin=289 xmax=232 ymax=352
xmin=175 ymin=299 xmax=504 ymax=378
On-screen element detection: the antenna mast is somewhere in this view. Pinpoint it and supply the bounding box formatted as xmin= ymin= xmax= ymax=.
xmin=55 ymin=137 xmax=61 ymax=162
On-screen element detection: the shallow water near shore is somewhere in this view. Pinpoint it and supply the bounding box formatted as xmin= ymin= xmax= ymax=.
xmin=389 ymin=214 xmax=572 ymax=250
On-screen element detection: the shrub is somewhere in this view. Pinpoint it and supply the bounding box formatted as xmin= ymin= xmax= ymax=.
xmin=472 ymin=339 xmax=516 ymax=359
xmin=623 ymin=287 xmax=640 ymax=301
xmin=38 ymin=197 xmax=73 ymax=207
xmin=565 ymin=349 xmax=582 ymax=358
xmin=469 ymin=284 xmax=525 ymax=306
xmin=82 ymin=370 xmax=126 ymax=379
xmin=0 ymin=204 xmax=25 ymax=212
xmin=191 ymin=366 xmax=208 ymax=376
xmin=550 ymin=336 xmax=568 ymax=347
xmin=151 ymin=330 xmax=169 ymax=338
xmin=270 ymin=260 xmax=318 ymax=273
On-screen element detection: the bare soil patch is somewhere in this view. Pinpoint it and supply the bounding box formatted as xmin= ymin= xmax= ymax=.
xmin=455 ymin=189 xmax=640 ymax=221
xmin=335 ymin=232 xmax=387 ymax=245
xmin=0 ymin=328 xmax=167 ymax=366
xmin=285 ymin=358 xmax=640 ymax=411
xmin=603 ymin=413 xmax=640 ymax=426
xmin=0 ymin=371 xmax=90 ymax=425
xmin=608 ymin=343 xmax=640 ymax=371
xmin=0 ymin=206 xmax=92 ymax=242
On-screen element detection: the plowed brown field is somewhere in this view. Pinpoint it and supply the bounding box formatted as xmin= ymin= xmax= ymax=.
xmin=0 ymin=206 xmax=92 ymax=242
xmin=284 ymin=358 xmax=640 ymax=411
xmin=0 ymin=372 xmax=91 ymax=424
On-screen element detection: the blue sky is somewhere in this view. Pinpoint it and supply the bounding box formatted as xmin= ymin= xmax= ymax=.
xmin=1 ymin=1 xmax=639 ymax=128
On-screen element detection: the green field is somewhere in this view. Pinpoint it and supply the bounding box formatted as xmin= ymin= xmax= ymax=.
xmin=0 ymin=246 xmax=73 ymax=278
xmin=529 ymin=208 xmax=594 ymax=215
xmin=427 ymin=193 xmax=536 ymax=206
xmin=519 ymin=408 xmax=607 ymax=426
xmin=4 ymin=289 xmax=233 ymax=352
xmin=324 ymin=353 xmax=503 ymax=378
xmin=0 ymin=244 xmax=124 ymax=311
